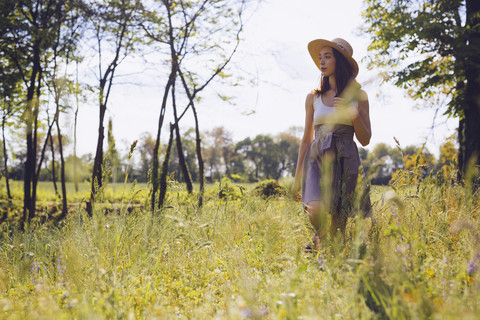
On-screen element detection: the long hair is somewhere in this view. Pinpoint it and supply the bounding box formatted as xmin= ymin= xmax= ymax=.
xmin=314 ymin=48 xmax=355 ymax=97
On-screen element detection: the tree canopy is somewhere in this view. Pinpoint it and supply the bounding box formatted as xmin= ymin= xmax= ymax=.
xmin=361 ymin=0 xmax=480 ymax=177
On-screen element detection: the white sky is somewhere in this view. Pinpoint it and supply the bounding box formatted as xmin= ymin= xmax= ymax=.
xmin=71 ymin=0 xmax=457 ymax=158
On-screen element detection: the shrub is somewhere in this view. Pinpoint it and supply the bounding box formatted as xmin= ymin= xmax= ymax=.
xmin=205 ymin=177 xmax=244 ymax=201
xmin=253 ymin=179 xmax=286 ymax=199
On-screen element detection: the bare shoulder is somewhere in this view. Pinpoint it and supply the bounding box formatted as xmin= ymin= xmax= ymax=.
xmin=358 ymin=89 xmax=369 ymax=102
xmin=305 ymin=92 xmax=315 ymax=110
xmin=306 ymin=91 xmax=315 ymax=101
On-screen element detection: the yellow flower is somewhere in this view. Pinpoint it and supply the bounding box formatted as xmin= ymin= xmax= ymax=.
xmin=426 ymin=269 xmax=435 ymax=278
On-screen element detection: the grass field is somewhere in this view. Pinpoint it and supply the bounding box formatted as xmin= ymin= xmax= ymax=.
xmin=0 ymin=175 xmax=479 ymax=319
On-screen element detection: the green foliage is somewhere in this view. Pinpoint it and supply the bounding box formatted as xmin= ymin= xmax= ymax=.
xmin=361 ymin=0 xmax=465 ymax=115
xmin=253 ymin=179 xmax=287 ymax=199
xmin=361 ymin=0 xmax=480 ymax=175
xmin=204 ymin=177 xmax=244 ymax=201
xmin=0 ymin=177 xmax=480 ymax=318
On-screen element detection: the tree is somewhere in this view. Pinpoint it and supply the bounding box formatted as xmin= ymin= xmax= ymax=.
xmin=142 ymin=0 xmax=252 ymax=209
xmin=276 ymin=132 xmax=300 ymax=179
xmin=235 ymin=134 xmax=280 ymax=181
xmin=436 ymin=134 xmax=458 ymax=181
xmin=135 ymin=132 xmax=155 ymax=182
xmin=203 ymin=126 xmax=234 ymax=181
xmin=362 ymin=0 xmax=480 ymax=177
xmin=84 ymin=0 xmax=141 ymax=215
xmin=391 ymin=146 xmax=436 ymax=185
xmin=252 ymin=134 xmax=279 ymax=180
xmin=364 ymin=143 xmax=403 ymax=185
xmin=0 ymin=27 xmax=22 ymax=200
xmin=0 ymin=0 xmax=79 ymax=228
xmin=235 ymin=137 xmax=258 ymax=181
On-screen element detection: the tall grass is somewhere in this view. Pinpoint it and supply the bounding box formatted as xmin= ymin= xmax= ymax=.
xmin=0 ymin=172 xmax=479 ymax=319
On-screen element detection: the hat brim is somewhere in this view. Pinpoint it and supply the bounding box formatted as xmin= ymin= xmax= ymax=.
xmin=308 ymin=39 xmax=359 ymax=78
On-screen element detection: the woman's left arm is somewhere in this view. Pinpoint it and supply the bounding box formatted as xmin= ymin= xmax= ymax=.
xmin=351 ymin=90 xmax=371 ymax=146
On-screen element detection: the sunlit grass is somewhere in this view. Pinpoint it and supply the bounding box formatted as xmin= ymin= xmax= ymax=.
xmin=0 ymin=175 xmax=479 ymax=319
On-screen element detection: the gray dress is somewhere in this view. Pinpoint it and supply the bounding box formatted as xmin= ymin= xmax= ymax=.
xmin=302 ymin=124 xmax=372 ymax=218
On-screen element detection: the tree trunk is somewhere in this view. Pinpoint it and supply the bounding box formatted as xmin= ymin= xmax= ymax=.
xmin=151 ymin=72 xmax=175 ymax=211
xmin=49 ymin=132 xmax=59 ymax=197
xmin=56 ymin=114 xmax=68 ymax=219
xmin=74 ymin=62 xmax=80 ymax=192
xmin=462 ymin=0 xmax=480 ymax=178
xmin=88 ymin=102 xmax=106 ymax=216
xmin=30 ymin=70 xmax=43 ymax=221
xmin=22 ymin=42 xmax=42 ymax=228
xmin=158 ymin=123 xmax=175 ymax=208
xmin=22 ymin=76 xmax=38 ymax=228
xmin=2 ymin=113 xmax=12 ymax=200
xmin=191 ymin=104 xmax=205 ymax=207
xmin=171 ymin=80 xmax=193 ymax=193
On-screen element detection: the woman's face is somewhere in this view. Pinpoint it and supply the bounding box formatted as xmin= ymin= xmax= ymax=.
xmin=319 ymin=46 xmax=336 ymax=77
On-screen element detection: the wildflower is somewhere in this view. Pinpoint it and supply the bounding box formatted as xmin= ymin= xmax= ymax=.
xmin=467 ymin=260 xmax=476 ymax=275
xmin=467 ymin=254 xmax=480 ymax=276
xmin=31 ymin=261 xmax=40 ymax=272
xmin=317 ymin=257 xmax=326 ymax=269
xmin=57 ymin=258 xmax=66 ymax=275
xmin=66 ymin=299 xmax=77 ymax=308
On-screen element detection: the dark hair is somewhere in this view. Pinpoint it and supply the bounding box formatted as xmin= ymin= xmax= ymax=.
xmin=314 ymin=47 xmax=354 ymax=97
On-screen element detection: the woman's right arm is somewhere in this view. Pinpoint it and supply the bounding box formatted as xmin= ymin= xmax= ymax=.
xmin=292 ymin=92 xmax=315 ymax=201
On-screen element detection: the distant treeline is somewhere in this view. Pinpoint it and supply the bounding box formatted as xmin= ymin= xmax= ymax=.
xmin=2 ymin=127 xmax=456 ymax=186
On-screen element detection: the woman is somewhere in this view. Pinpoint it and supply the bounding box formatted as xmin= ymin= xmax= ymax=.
xmin=292 ymin=38 xmax=372 ymax=250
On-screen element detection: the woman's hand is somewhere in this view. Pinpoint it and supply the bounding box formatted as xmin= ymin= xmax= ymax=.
xmin=334 ymin=97 xmax=358 ymax=120
xmin=333 ymin=97 xmax=346 ymax=108
xmin=291 ymin=180 xmax=302 ymax=202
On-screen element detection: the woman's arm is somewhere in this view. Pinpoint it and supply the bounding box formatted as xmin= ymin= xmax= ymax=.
xmin=292 ymin=93 xmax=315 ymax=201
xmin=351 ymin=90 xmax=371 ymax=146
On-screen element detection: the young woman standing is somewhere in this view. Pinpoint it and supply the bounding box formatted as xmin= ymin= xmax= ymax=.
xmin=292 ymin=38 xmax=372 ymax=250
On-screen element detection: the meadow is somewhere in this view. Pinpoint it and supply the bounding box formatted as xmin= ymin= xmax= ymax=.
xmin=0 ymin=173 xmax=479 ymax=319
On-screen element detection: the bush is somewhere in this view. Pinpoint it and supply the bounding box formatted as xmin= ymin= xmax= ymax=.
xmin=205 ymin=177 xmax=244 ymax=201
xmin=253 ymin=179 xmax=286 ymax=199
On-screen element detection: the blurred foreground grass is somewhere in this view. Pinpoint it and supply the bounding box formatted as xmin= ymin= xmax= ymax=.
xmin=0 ymin=176 xmax=479 ymax=319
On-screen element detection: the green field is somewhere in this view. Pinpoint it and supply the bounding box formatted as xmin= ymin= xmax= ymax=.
xmin=0 ymin=176 xmax=479 ymax=319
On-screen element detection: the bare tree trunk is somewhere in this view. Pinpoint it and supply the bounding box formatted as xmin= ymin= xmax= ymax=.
xmin=458 ymin=118 xmax=465 ymax=180
xmin=55 ymin=113 xmax=68 ymax=219
xmin=2 ymin=113 xmax=12 ymax=200
xmin=88 ymin=101 xmax=106 ymax=216
xmin=191 ymin=104 xmax=205 ymax=207
xmin=171 ymin=77 xmax=193 ymax=193
xmin=74 ymin=61 xmax=80 ymax=192
xmin=158 ymin=123 xmax=175 ymax=208
xmin=49 ymin=132 xmax=59 ymax=197
xmin=462 ymin=0 xmax=480 ymax=178
xmin=151 ymin=72 xmax=175 ymax=211
xmin=30 ymin=69 xmax=43 ymax=221
xmin=22 ymin=45 xmax=40 ymax=229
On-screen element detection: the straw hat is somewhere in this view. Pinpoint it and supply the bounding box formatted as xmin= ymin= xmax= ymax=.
xmin=307 ymin=38 xmax=359 ymax=78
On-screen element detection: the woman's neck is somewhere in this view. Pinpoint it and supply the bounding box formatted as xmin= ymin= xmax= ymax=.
xmin=328 ymin=75 xmax=337 ymax=93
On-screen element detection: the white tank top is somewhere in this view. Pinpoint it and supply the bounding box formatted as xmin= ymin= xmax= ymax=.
xmin=313 ymin=94 xmax=354 ymax=126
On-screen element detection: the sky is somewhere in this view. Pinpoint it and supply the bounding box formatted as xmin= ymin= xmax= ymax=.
xmin=72 ymin=0 xmax=457 ymax=158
